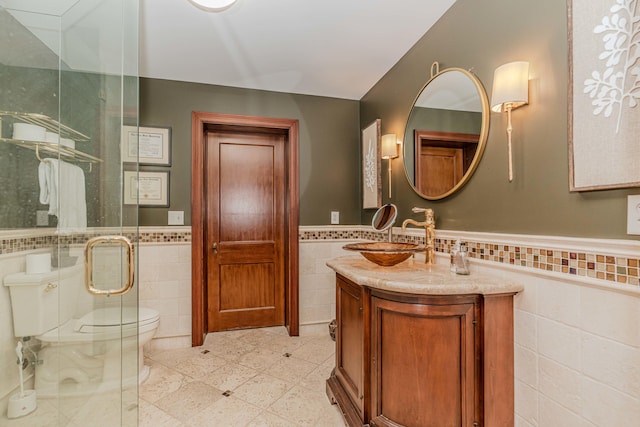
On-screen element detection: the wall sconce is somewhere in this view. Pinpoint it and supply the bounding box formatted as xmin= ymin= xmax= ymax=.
xmin=188 ymin=0 xmax=238 ymax=11
xmin=491 ymin=61 xmax=529 ymax=182
xmin=381 ymin=134 xmax=399 ymax=198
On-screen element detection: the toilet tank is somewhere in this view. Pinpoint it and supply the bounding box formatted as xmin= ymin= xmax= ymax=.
xmin=3 ymin=263 xmax=83 ymax=337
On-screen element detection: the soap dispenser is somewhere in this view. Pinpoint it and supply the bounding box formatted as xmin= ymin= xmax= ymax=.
xmin=450 ymin=240 xmax=460 ymax=273
xmin=450 ymin=240 xmax=470 ymax=275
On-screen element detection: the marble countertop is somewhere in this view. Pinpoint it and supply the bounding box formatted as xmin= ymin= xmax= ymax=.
xmin=326 ymin=256 xmax=524 ymax=295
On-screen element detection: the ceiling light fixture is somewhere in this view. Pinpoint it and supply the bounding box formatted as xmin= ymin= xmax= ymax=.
xmin=188 ymin=0 xmax=238 ymax=12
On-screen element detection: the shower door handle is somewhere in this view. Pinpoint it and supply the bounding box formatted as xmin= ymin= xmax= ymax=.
xmin=84 ymin=235 xmax=135 ymax=297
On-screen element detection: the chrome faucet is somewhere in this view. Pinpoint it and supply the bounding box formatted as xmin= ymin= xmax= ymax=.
xmin=401 ymin=207 xmax=436 ymax=264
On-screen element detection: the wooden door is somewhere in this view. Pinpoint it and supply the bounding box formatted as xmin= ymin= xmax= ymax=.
xmin=417 ymin=146 xmax=464 ymax=197
xmin=205 ymin=130 xmax=285 ymax=331
xmin=370 ymin=295 xmax=478 ymax=427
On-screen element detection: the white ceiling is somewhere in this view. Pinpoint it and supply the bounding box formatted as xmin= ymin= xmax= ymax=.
xmin=140 ymin=0 xmax=457 ymax=100
xmin=2 ymin=0 xmax=457 ymax=100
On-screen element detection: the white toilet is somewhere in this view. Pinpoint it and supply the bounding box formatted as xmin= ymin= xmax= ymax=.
xmin=4 ymin=263 xmax=159 ymax=398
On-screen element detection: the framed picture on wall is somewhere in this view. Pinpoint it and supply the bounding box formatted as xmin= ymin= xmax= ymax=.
xmin=123 ymin=171 xmax=170 ymax=207
xmin=568 ymin=0 xmax=640 ymax=191
xmin=362 ymin=119 xmax=382 ymax=209
xmin=122 ymin=125 xmax=172 ymax=165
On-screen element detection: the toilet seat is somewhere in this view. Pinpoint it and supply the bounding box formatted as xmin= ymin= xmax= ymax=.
xmin=38 ymin=307 xmax=160 ymax=343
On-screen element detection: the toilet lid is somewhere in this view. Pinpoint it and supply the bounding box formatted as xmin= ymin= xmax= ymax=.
xmin=73 ymin=307 xmax=160 ymax=333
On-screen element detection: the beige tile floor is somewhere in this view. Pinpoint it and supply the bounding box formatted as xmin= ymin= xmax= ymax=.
xmin=1 ymin=327 xmax=343 ymax=427
xmin=140 ymin=326 xmax=346 ymax=427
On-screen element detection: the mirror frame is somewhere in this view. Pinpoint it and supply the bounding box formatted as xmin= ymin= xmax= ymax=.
xmin=403 ymin=67 xmax=490 ymax=200
xmin=371 ymin=203 xmax=397 ymax=232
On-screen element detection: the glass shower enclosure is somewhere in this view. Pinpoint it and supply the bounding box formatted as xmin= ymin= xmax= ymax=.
xmin=0 ymin=0 xmax=140 ymax=425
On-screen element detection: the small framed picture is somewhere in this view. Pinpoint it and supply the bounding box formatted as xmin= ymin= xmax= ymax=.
xmin=122 ymin=125 xmax=171 ymax=165
xmin=123 ymin=171 xmax=170 ymax=207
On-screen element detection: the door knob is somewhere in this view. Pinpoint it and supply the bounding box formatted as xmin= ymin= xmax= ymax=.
xmin=212 ymin=242 xmax=218 ymax=253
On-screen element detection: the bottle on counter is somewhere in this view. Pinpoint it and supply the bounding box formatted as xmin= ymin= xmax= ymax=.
xmin=450 ymin=240 xmax=470 ymax=275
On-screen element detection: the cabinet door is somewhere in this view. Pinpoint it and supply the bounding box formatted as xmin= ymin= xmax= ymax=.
xmin=371 ymin=296 xmax=478 ymax=427
xmin=335 ymin=275 xmax=366 ymax=418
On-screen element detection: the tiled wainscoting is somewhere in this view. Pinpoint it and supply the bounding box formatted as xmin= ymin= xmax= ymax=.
xmin=138 ymin=240 xmax=192 ymax=352
xmin=1 ymin=225 xmax=638 ymax=425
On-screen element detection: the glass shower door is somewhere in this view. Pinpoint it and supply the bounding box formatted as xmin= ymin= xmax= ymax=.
xmin=0 ymin=0 xmax=140 ymax=425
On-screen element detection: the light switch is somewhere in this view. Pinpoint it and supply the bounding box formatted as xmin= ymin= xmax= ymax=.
xmin=36 ymin=210 xmax=49 ymax=226
xmin=331 ymin=211 xmax=340 ymax=225
xmin=168 ymin=211 xmax=184 ymax=226
xmin=627 ymin=195 xmax=640 ymax=235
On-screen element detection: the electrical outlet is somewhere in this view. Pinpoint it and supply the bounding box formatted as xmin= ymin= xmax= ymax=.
xmin=168 ymin=211 xmax=184 ymax=225
xmin=36 ymin=210 xmax=49 ymax=226
xmin=331 ymin=211 xmax=340 ymax=225
xmin=627 ymin=195 xmax=640 ymax=235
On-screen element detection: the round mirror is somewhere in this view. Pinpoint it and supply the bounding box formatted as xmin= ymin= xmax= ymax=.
xmin=372 ymin=203 xmax=397 ymax=232
xmin=403 ymin=65 xmax=489 ymax=200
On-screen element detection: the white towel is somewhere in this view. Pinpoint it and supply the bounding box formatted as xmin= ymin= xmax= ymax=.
xmin=38 ymin=160 xmax=57 ymax=215
xmin=38 ymin=159 xmax=87 ymax=232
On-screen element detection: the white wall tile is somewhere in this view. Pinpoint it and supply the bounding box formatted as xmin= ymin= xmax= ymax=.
xmin=514 ymin=414 xmax=535 ymax=427
xmin=301 ymin=242 xmax=333 ymax=259
xmin=299 ymin=305 xmax=333 ymax=325
xmin=314 ymin=258 xmax=335 ymax=274
xmin=538 ymin=395 xmax=589 ymax=427
xmin=537 ymin=280 xmax=580 ymax=327
xmin=300 ymin=273 xmax=335 ymax=291
xmin=513 ymin=281 xmax=537 ymax=314
xmin=580 ymin=286 xmax=640 ymax=347
xmin=138 ymin=243 xmax=191 ymax=340
xmin=537 ymin=318 xmax=581 ymax=370
xmin=515 ymin=344 xmax=538 ymax=388
xmin=581 ymin=376 xmax=640 ymax=426
xmin=538 ymin=356 xmax=582 ymax=414
xmin=300 ymin=288 xmax=334 ymax=309
xmin=299 ymin=253 xmax=317 ymax=275
xmin=515 ymin=380 xmax=538 ymax=426
xmin=514 ymin=309 xmax=537 ymax=350
xmin=177 ymin=297 xmax=191 ymax=316
xmin=581 ymin=332 xmax=640 ymax=398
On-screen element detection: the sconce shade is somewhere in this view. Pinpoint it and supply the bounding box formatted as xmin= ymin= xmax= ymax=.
xmin=189 ymin=0 xmax=237 ymax=11
xmin=491 ymin=61 xmax=529 ymax=112
xmin=381 ymin=134 xmax=398 ymax=159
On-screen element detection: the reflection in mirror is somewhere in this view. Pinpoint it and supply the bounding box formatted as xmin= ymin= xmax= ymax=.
xmin=403 ymin=65 xmax=489 ymax=200
xmin=0 ymin=7 xmax=137 ymax=230
xmin=372 ymin=203 xmax=397 ymax=241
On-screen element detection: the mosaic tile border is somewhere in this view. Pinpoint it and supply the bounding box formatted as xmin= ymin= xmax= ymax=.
xmin=2 ymin=227 xmax=637 ymax=288
xmin=299 ymin=228 xmax=640 ymax=289
xmin=0 ymin=229 xmax=191 ymax=255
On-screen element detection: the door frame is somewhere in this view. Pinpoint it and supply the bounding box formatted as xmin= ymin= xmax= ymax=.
xmin=191 ymin=111 xmax=299 ymax=346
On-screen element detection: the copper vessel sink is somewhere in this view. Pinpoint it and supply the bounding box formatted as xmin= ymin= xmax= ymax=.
xmin=343 ymin=242 xmax=424 ymax=267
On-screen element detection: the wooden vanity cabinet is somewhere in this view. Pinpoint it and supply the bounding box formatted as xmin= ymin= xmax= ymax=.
xmin=370 ymin=291 xmax=480 ymax=427
xmin=327 ymin=275 xmax=370 ymax=425
xmin=327 ymin=273 xmax=516 ymax=427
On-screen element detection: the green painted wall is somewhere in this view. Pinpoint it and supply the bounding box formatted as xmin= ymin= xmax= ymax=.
xmin=139 ymin=78 xmax=361 ymax=226
xmin=361 ymin=0 xmax=637 ymax=239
